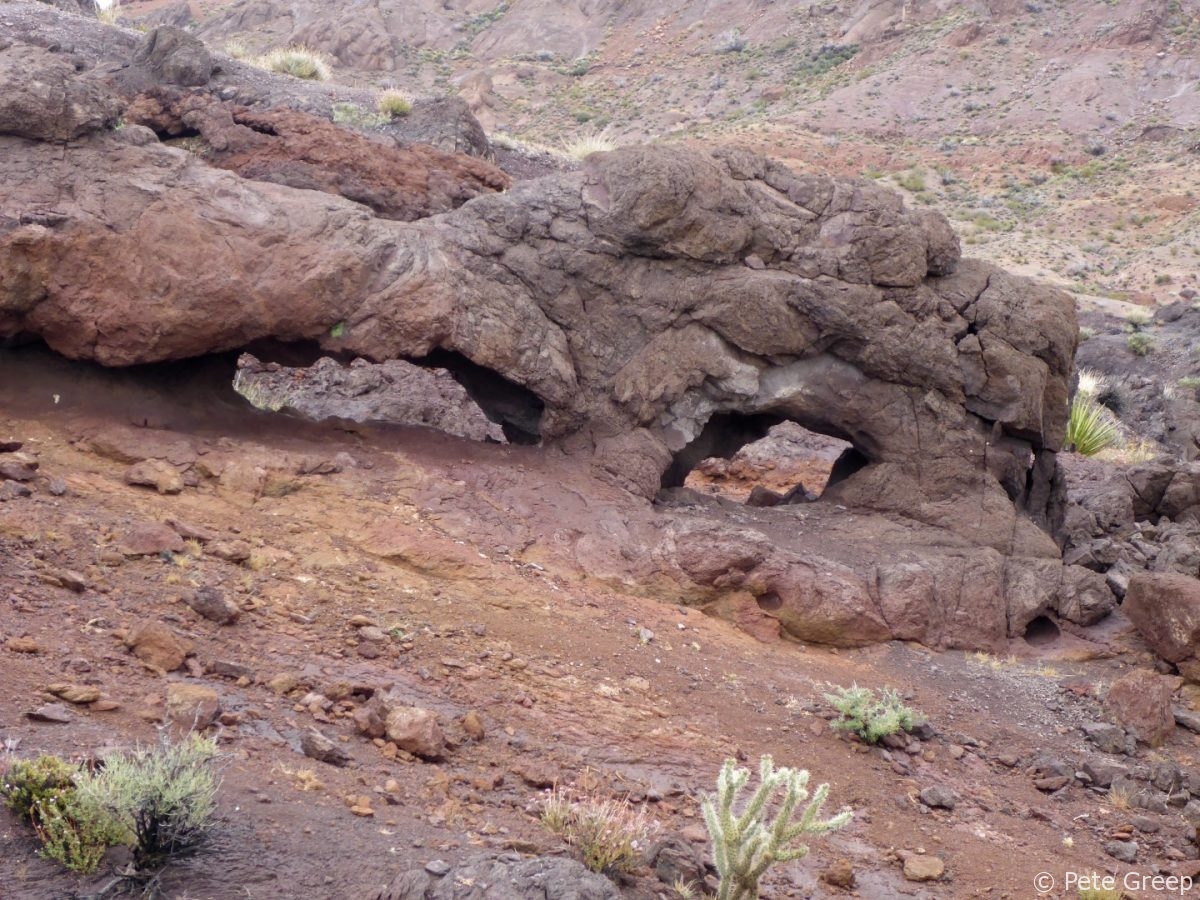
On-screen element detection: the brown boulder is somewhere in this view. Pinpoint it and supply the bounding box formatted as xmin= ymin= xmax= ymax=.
xmin=125 ymin=621 xmax=190 ymax=671
xmin=1124 ymin=572 xmax=1200 ymax=665
xmin=125 ymin=458 xmax=185 ymax=494
xmin=119 ymin=522 xmax=186 ymax=556
xmin=1105 ymin=669 xmax=1175 ymax=748
xmin=133 ymin=26 xmax=213 ymax=87
xmin=0 ymin=44 xmax=121 ymax=141
xmin=384 ymin=706 xmax=446 ymax=760
xmin=165 ymin=683 xmax=220 ymax=731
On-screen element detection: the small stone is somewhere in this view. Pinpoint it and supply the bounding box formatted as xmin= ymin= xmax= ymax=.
xmin=1132 ymin=816 xmax=1161 ymax=834
xmin=903 ymin=855 xmax=944 ymax=882
xmin=358 ymin=626 xmax=386 ymax=642
xmin=0 ymin=457 xmax=37 ymax=481
xmin=267 ymin=673 xmax=300 ymax=695
xmin=1081 ymin=721 xmax=1128 ymax=755
xmin=820 ymin=858 xmax=855 ymax=888
xmin=119 ymin=522 xmax=186 ymax=557
xmin=165 ymin=683 xmax=220 ymax=731
xmin=208 ymin=540 xmax=252 ymax=563
xmin=185 ymin=586 xmax=241 ymax=625
xmin=46 ymin=683 xmax=101 ymax=704
xmin=27 ymin=703 xmax=73 ymax=723
xmin=948 ymin=744 xmax=965 ymax=760
xmin=6 ymin=636 xmax=41 ymax=653
xmin=918 ymin=786 xmax=959 ymax=810
xmin=347 ymin=615 xmax=377 ymax=628
xmin=461 ymin=710 xmax=485 ymax=741
xmin=209 ymin=660 xmax=254 ymax=681
xmin=424 ymin=860 xmax=451 ymax=876
xmin=90 ymin=699 xmax=121 ymax=712
xmin=0 ymin=481 xmax=32 ymax=500
xmin=47 ymin=477 xmax=67 ymax=496
xmin=54 ymin=569 xmax=88 ymax=593
xmin=125 ymin=621 xmax=190 ymax=672
xmin=385 ymin=706 xmax=445 ymax=760
xmin=1034 ymin=775 xmax=1071 ymax=792
xmin=1104 ymin=840 xmax=1138 ymax=863
xmin=301 ymin=729 xmax=353 ymax=767
xmin=125 ymin=459 xmax=184 ymax=494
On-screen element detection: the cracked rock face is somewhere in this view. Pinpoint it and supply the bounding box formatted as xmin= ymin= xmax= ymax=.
xmin=0 ymin=18 xmax=1108 ymax=648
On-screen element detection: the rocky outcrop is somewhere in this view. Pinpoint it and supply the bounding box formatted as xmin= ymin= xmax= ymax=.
xmin=0 ymin=43 xmax=122 ymax=140
xmin=123 ymin=90 xmax=511 ymax=220
xmin=0 ymin=17 xmax=1109 ymax=649
xmin=370 ymin=855 xmax=619 ymax=900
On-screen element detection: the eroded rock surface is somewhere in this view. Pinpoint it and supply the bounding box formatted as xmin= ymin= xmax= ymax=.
xmin=0 ymin=12 xmax=1108 ymax=649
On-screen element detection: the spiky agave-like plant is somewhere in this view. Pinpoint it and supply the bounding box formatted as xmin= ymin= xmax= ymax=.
xmin=701 ymin=756 xmax=852 ymax=900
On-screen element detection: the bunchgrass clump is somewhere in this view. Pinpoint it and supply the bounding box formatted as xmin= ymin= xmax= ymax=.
xmin=541 ymin=785 xmax=657 ymax=876
xmin=252 ymin=46 xmax=332 ymax=81
xmin=377 ymin=89 xmax=413 ymax=118
xmin=825 ymin=685 xmax=920 ymax=743
xmin=1066 ymin=394 xmax=1122 ymax=456
xmin=560 ymin=126 xmax=618 ymax=160
xmin=702 ymin=755 xmax=852 ymax=900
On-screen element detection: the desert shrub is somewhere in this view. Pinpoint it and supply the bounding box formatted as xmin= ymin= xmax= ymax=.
xmin=2 ymin=755 xmax=78 ymax=821
xmin=1078 ymin=886 xmax=1123 ymax=900
xmin=1127 ymin=332 xmax=1153 ymax=356
xmin=252 ymin=46 xmax=332 ymax=81
xmin=896 ymin=170 xmax=926 ymax=192
xmin=715 ymin=28 xmax=746 ymax=53
xmin=1066 ymin=394 xmax=1121 ymax=456
xmin=2 ymin=755 xmax=123 ymax=874
xmin=377 ymin=89 xmax=413 ymax=118
xmin=701 ymin=755 xmax=852 ymax=900
xmin=75 ymin=734 xmax=222 ymax=871
xmin=541 ymin=786 xmax=657 ymax=875
xmin=331 ymin=102 xmax=387 ymax=128
xmin=825 ymin=685 xmax=919 ymax=743
xmin=560 ymin=126 xmax=618 ymax=160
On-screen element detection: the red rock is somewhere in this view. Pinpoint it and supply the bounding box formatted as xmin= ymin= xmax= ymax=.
xmin=1105 ymin=669 xmax=1175 ymax=748
xmin=384 ymin=706 xmax=445 ymax=760
xmin=1124 ymin=572 xmax=1200 ymax=666
xmin=125 ymin=621 xmax=190 ymax=672
xmin=119 ymin=522 xmax=186 ymax=556
xmin=165 ymin=683 xmax=220 ymax=731
xmin=125 ymin=459 xmax=184 ymax=494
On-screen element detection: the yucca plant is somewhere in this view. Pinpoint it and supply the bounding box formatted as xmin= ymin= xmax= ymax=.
xmin=702 ymin=756 xmax=851 ymax=900
xmin=1066 ymin=394 xmax=1122 ymax=456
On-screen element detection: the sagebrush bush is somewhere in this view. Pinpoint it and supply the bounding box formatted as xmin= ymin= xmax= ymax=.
xmin=377 ymin=89 xmax=413 ymax=118
xmin=252 ymin=46 xmax=332 ymax=81
xmin=1066 ymin=394 xmax=1122 ymax=456
xmin=2 ymin=755 xmax=78 ymax=821
xmin=825 ymin=685 xmax=919 ymax=743
xmin=75 ymin=734 xmax=222 ymax=871
xmin=702 ymin=756 xmax=851 ymax=900
xmin=541 ymin=786 xmax=657 ymax=875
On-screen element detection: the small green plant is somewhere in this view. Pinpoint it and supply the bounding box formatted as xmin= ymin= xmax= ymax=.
xmin=75 ymin=734 xmax=222 ymax=872
xmin=1127 ymin=332 xmax=1153 ymax=356
xmin=1066 ymin=394 xmax=1122 ymax=456
xmin=331 ymin=102 xmax=387 ymax=128
xmin=2 ymin=755 xmax=78 ymax=821
xmin=252 ymin=46 xmax=332 ymax=81
xmin=541 ymin=785 xmax=657 ymax=875
xmin=896 ymin=170 xmax=926 ymax=192
xmin=376 ymin=89 xmax=413 ymax=118
xmin=1078 ymin=884 xmax=1124 ymax=899
xmin=701 ymin=756 xmax=852 ymax=900
xmin=825 ymin=685 xmax=919 ymax=743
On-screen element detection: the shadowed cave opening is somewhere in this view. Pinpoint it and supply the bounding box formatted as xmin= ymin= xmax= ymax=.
xmin=1023 ymin=615 xmax=1061 ymax=647
xmin=662 ymin=414 xmax=865 ymax=504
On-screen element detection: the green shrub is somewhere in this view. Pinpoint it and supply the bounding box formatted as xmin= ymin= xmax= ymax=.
xmin=2 ymin=755 xmax=123 ymax=874
xmin=331 ymin=102 xmax=387 ymax=128
xmin=253 ymin=46 xmax=332 ymax=81
xmin=701 ymin=756 xmax=852 ymax=900
xmin=1127 ymin=332 xmax=1153 ymax=356
xmin=541 ymin=786 xmax=657 ymax=875
xmin=1066 ymin=394 xmax=1122 ymax=456
xmin=376 ymin=89 xmax=413 ymax=118
xmin=75 ymin=734 xmax=222 ymax=871
xmin=2 ymin=755 xmax=78 ymax=821
xmin=825 ymin=685 xmax=919 ymax=743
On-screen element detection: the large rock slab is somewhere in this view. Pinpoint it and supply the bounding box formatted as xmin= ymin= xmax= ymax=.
xmin=1124 ymin=572 xmax=1200 ymax=668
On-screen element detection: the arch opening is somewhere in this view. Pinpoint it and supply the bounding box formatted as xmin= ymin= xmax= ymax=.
xmin=663 ymin=415 xmax=861 ymax=505
xmin=1023 ymin=615 xmax=1061 ymax=647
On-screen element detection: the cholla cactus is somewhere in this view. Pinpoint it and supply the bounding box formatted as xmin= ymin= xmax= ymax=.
xmin=701 ymin=756 xmax=852 ymax=900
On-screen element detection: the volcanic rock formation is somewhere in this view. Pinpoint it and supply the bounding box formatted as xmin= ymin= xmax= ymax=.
xmin=0 ymin=7 xmax=1113 ymax=649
